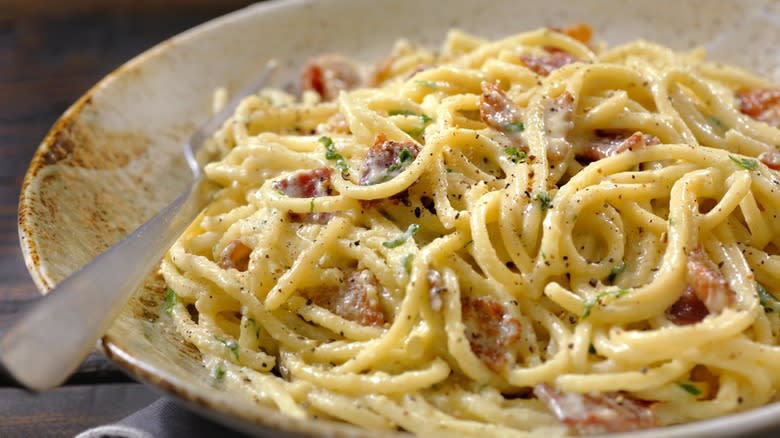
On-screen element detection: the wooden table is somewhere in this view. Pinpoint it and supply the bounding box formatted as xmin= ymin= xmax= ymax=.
xmin=0 ymin=2 xmax=254 ymax=436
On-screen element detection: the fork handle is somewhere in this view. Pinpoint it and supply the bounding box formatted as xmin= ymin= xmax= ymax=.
xmin=0 ymin=177 xmax=209 ymax=391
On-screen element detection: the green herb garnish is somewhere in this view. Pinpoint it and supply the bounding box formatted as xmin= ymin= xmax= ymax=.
xmin=503 ymin=121 xmax=525 ymax=133
xmin=607 ymin=263 xmax=626 ymax=284
xmin=403 ymin=253 xmax=414 ymax=274
xmin=588 ymin=344 xmax=597 ymax=355
xmin=224 ymin=339 xmax=240 ymax=361
xmin=383 ymin=224 xmax=421 ymax=249
xmin=756 ymin=282 xmax=780 ymax=313
xmin=389 ymin=109 xmax=417 ymax=116
xmin=247 ymin=318 xmax=260 ymax=338
xmin=390 ymin=109 xmax=433 ymax=136
xmin=414 ymin=79 xmax=439 ymax=89
xmin=676 ymin=381 xmax=702 ymax=396
xmin=729 ymin=155 xmax=758 ymax=171
xmin=214 ymin=363 xmax=226 ymax=380
xmin=164 ymin=287 xmax=176 ymax=315
xmin=536 ymin=191 xmax=552 ymax=213
xmin=389 ymin=109 xmax=433 ymax=125
xmin=320 ymin=136 xmax=349 ymax=173
xmin=387 ymin=148 xmax=416 ymax=173
xmin=504 ymin=147 xmax=527 ymax=163
xmin=309 ymin=198 xmax=315 ymax=213
xmin=707 ymin=115 xmax=728 ymax=134
xmin=582 ymin=289 xmax=630 ymax=318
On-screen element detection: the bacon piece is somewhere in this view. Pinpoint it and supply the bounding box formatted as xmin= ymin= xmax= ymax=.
xmin=479 ymin=81 xmax=525 ymax=146
xmin=534 ymin=384 xmax=656 ymax=435
xmin=273 ymin=167 xmax=334 ymax=224
xmin=219 ymin=240 xmax=252 ymax=272
xmin=737 ymin=88 xmax=780 ymax=128
xmin=427 ymin=269 xmax=445 ymax=312
xmin=666 ymin=286 xmax=710 ymax=325
xmin=371 ymin=55 xmax=396 ymax=86
xmin=359 ymin=134 xmax=420 ymax=185
xmin=551 ymin=23 xmax=593 ymax=45
xmin=759 ymin=150 xmax=780 ymax=170
xmin=577 ymin=131 xmax=660 ymax=162
xmin=274 ymin=167 xmax=333 ymax=198
xmin=300 ymin=54 xmax=363 ymax=101
xmin=521 ymin=50 xmax=577 ymax=77
xmin=686 ymin=246 xmax=735 ymax=314
xmin=305 ymin=269 xmax=385 ymax=326
xmin=358 ymin=190 xmax=411 ymax=211
xmin=461 ymin=296 xmax=522 ymax=373
xmin=544 ymin=92 xmax=575 ymax=164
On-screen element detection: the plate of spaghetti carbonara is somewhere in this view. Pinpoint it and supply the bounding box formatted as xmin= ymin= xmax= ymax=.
xmin=19 ymin=0 xmax=780 ymax=437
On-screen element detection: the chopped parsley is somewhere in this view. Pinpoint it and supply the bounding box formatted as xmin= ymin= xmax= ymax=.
xmin=503 ymin=121 xmax=525 ymax=133
xmin=536 ymin=191 xmax=552 ymax=213
xmin=414 ymin=79 xmax=439 ymax=89
xmin=213 ymin=363 xmax=226 ymax=380
xmin=403 ymin=253 xmax=415 ymax=274
xmin=582 ymin=288 xmax=630 ymax=318
xmin=389 ymin=109 xmax=417 ymax=116
xmin=320 ymin=136 xmax=349 ymax=173
xmin=164 ymin=287 xmax=176 ymax=315
xmin=588 ymin=344 xmax=597 ymax=355
xmin=246 ymin=318 xmax=260 ymax=338
xmin=387 ymin=148 xmax=416 ymax=173
xmin=707 ymin=115 xmax=728 ymax=134
xmin=383 ymin=223 xmax=421 ymax=248
xmin=223 ymin=339 xmax=240 ymax=361
xmin=309 ymin=197 xmax=315 ymax=213
xmin=504 ymin=147 xmax=527 ymax=163
xmin=729 ymin=155 xmax=758 ymax=171
xmin=390 ymin=109 xmax=433 ymax=138
xmin=676 ymin=381 xmax=702 ymax=396
xmin=756 ymin=282 xmax=780 ymax=313
xmin=607 ymin=262 xmax=626 ymax=284
xmin=389 ymin=109 xmax=433 ymax=124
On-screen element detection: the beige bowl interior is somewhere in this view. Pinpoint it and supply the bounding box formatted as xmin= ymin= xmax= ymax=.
xmin=17 ymin=0 xmax=780 ymax=436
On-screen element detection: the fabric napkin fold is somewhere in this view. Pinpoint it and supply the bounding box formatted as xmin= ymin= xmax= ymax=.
xmin=75 ymin=396 xmax=780 ymax=438
xmin=75 ymin=398 xmax=253 ymax=438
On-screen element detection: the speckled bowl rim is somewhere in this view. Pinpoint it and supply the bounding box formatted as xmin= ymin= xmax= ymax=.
xmin=17 ymin=1 xmax=780 ymax=437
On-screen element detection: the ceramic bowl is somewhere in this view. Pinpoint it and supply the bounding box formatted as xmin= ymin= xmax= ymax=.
xmin=18 ymin=0 xmax=780 ymax=436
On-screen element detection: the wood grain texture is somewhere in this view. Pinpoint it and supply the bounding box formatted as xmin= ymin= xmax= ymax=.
xmin=0 ymin=2 xmax=254 ymax=436
xmin=0 ymin=383 xmax=158 ymax=438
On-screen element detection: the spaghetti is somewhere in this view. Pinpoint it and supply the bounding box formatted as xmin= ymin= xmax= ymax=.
xmin=160 ymin=24 xmax=780 ymax=436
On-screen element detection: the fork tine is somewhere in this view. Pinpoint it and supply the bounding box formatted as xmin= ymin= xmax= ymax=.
xmin=183 ymin=59 xmax=279 ymax=176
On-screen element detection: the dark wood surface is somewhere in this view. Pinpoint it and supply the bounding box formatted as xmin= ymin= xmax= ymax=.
xmin=0 ymin=2 xmax=254 ymax=436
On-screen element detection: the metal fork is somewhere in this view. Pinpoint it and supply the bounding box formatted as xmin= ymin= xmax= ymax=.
xmin=0 ymin=60 xmax=278 ymax=391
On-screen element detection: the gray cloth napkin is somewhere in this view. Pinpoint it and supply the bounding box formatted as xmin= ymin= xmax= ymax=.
xmin=75 ymin=397 xmax=780 ymax=438
xmin=75 ymin=398 xmax=252 ymax=438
